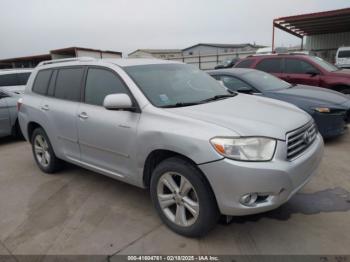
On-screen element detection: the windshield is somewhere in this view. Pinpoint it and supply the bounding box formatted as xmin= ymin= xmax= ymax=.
xmin=124 ymin=64 xmax=231 ymax=107
xmin=241 ymin=70 xmax=291 ymax=91
xmin=308 ymin=56 xmax=339 ymax=72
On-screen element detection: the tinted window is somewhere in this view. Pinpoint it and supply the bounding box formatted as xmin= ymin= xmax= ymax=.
xmin=54 ymin=68 xmax=84 ymax=101
xmin=235 ymin=59 xmax=254 ymax=68
xmin=0 ymin=73 xmax=31 ymax=87
xmin=32 ymin=70 xmax=52 ymax=95
xmin=16 ymin=73 xmax=31 ymax=85
xmin=338 ymin=50 xmax=350 ymax=58
xmin=219 ymin=75 xmax=251 ymax=91
xmin=85 ymin=68 xmax=128 ymax=106
xmin=256 ymin=59 xmax=282 ymax=73
xmin=285 ymin=59 xmax=318 ymax=74
xmin=47 ymin=70 xmax=57 ymax=96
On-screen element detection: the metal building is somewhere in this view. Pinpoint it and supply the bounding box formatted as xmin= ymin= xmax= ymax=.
xmin=272 ymin=8 xmax=350 ymax=63
xmin=0 ymin=47 xmax=122 ymax=69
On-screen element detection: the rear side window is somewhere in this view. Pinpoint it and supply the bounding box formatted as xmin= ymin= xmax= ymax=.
xmin=235 ymin=59 xmax=254 ymax=68
xmin=338 ymin=50 xmax=350 ymax=58
xmin=0 ymin=73 xmax=31 ymax=87
xmin=84 ymin=68 xmax=128 ymax=106
xmin=32 ymin=70 xmax=52 ymax=95
xmin=256 ymin=58 xmax=282 ymax=73
xmin=54 ymin=68 xmax=84 ymax=101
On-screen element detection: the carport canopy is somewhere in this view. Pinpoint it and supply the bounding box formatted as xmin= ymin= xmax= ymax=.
xmin=272 ymin=7 xmax=350 ymax=50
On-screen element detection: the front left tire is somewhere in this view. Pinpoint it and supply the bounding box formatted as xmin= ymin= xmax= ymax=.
xmin=150 ymin=157 xmax=219 ymax=237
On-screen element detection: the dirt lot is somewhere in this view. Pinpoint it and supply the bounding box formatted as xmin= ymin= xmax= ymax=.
xmin=0 ymin=130 xmax=349 ymax=260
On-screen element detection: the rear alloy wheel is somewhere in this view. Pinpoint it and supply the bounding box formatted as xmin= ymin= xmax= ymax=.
xmin=31 ymin=128 xmax=62 ymax=173
xmin=150 ymin=157 xmax=219 ymax=237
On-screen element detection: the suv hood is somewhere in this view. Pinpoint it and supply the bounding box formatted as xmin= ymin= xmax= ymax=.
xmin=168 ymin=94 xmax=311 ymax=140
xmin=269 ymin=85 xmax=350 ymax=106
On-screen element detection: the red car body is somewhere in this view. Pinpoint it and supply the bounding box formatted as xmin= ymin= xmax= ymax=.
xmin=235 ymin=54 xmax=350 ymax=94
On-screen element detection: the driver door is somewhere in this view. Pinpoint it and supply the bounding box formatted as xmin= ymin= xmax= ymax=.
xmin=77 ymin=67 xmax=140 ymax=180
xmin=284 ymin=58 xmax=321 ymax=86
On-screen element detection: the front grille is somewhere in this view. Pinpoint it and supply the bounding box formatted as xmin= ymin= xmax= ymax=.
xmin=286 ymin=121 xmax=317 ymax=160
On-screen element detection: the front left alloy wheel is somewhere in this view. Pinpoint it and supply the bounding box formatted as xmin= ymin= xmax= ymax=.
xmin=150 ymin=157 xmax=219 ymax=237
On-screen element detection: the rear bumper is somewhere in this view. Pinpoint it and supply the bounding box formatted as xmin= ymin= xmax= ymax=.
xmin=199 ymin=134 xmax=324 ymax=216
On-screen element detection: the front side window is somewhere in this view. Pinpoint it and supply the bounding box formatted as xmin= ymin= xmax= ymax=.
xmin=32 ymin=70 xmax=52 ymax=95
xmin=256 ymin=58 xmax=282 ymax=73
xmin=85 ymin=68 xmax=128 ymax=106
xmin=124 ymin=64 xmax=230 ymax=107
xmin=219 ymin=75 xmax=251 ymax=91
xmin=285 ymin=59 xmax=319 ymax=74
xmin=54 ymin=68 xmax=84 ymax=101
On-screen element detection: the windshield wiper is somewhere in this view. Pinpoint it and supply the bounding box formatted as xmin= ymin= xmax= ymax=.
xmin=199 ymin=94 xmax=236 ymax=103
xmin=160 ymin=102 xmax=202 ymax=108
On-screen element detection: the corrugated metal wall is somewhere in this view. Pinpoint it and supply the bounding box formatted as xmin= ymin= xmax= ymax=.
xmin=306 ymin=32 xmax=350 ymax=50
xmin=305 ymin=32 xmax=350 ymax=63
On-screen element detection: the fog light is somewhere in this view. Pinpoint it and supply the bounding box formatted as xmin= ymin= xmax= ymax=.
xmin=240 ymin=193 xmax=258 ymax=206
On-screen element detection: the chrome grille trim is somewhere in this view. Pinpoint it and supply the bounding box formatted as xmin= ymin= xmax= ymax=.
xmin=286 ymin=121 xmax=317 ymax=161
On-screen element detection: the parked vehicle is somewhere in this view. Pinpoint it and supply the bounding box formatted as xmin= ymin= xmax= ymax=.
xmin=214 ymin=58 xmax=240 ymax=69
xmin=19 ymin=58 xmax=323 ymax=237
xmin=0 ymin=69 xmax=32 ymax=138
xmin=209 ymin=68 xmax=350 ymax=138
xmin=336 ymin=47 xmax=350 ymax=69
xmin=235 ymin=54 xmax=350 ymax=94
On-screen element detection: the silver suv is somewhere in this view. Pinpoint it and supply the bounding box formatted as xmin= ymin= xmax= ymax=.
xmin=19 ymin=58 xmax=324 ymax=237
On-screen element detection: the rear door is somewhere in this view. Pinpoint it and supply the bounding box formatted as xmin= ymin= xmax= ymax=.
xmin=77 ymin=66 xmax=140 ymax=179
xmin=255 ymin=58 xmax=284 ymax=79
xmin=40 ymin=67 xmax=84 ymax=161
xmin=284 ymin=58 xmax=321 ymax=86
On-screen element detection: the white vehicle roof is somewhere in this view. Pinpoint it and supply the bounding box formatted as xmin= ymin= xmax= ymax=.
xmin=36 ymin=57 xmax=181 ymax=70
xmin=337 ymin=46 xmax=350 ymax=51
xmin=0 ymin=69 xmax=33 ymax=75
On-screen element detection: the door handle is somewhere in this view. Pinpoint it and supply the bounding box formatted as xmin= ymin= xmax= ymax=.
xmin=78 ymin=112 xmax=89 ymax=119
xmin=40 ymin=105 xmax=49 ymax=111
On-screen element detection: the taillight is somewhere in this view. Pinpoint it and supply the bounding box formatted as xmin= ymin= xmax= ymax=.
xmin=17 ymin=98 xmax=23 ymax=111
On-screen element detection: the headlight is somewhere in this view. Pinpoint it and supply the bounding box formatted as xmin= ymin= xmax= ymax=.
xmin=314 ymin=107 xmax=331 ymax=113
xmin=210 ymin=137 xmax=276 ymax=161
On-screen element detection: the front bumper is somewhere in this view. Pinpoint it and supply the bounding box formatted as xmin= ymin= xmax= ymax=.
xmin=312 ymin=111 xmax=348 ymax=138
xmin=199 ymin=134 xmax=324 ymax=216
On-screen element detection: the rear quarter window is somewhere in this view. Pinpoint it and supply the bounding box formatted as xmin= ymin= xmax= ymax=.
xmin=32 ymin=70 xmax=53 ymax=95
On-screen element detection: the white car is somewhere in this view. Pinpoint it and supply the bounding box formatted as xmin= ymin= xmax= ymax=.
xmin=336 ymin=47 xmax=350 ymax=69
xmin=0 ymin=69 xmax=32 ymax=138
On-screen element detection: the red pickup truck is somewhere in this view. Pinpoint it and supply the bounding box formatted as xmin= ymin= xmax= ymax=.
xmin=235 ymin=54 xmax=350 ymax=94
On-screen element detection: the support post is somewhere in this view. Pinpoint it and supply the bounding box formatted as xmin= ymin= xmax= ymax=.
xmin=272 ymin=22 xmax=275 ymax=53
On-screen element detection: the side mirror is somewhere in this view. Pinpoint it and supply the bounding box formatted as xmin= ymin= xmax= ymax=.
xmin=103 ymin=94 xmax=134 ymax=110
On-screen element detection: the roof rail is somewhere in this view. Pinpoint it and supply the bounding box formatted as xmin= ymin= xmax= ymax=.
xmin=38 ymin=57 xmax=96 ymax=67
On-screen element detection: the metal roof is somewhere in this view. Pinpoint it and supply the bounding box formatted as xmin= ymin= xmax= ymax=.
xmin=182 ymin=43 xmax=263 ymax=51
xmin=273 ymin=7 xmax=350 ymax=37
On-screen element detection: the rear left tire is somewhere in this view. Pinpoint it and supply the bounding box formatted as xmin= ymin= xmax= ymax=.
xmin=31 ymin=128 xmax=62 ymax=174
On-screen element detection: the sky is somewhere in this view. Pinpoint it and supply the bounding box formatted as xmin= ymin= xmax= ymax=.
xmin=0 ymin=0 xmax=349 ymax=59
